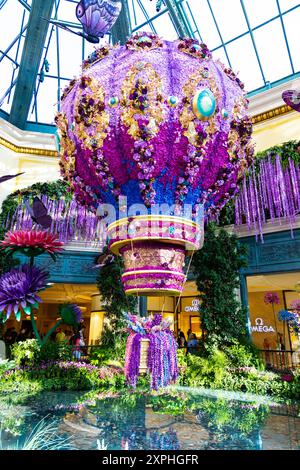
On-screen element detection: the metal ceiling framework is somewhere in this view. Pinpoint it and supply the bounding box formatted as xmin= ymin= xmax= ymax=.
xmin=0 ymin=0 xmax=300 ymax=128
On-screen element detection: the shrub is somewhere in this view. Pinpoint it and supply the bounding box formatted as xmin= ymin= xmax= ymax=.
xmin=38 ymin=341 xmax=73 ymax=362
xmin=0 ymin=360 xmax=125 ymax=393
xmin=11 ymin=339 xmax=40 ymax=366
xmin=223 ymin=342 xmax=264 ymax=369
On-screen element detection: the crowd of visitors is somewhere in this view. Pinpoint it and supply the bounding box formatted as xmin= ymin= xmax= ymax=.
xmin=177 ymin=329 xmax=199 ymax=355
xmin=0 ymin=321 xmax=87 ymax=360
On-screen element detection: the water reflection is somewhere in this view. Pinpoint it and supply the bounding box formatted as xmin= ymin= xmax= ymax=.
xmin=0 ymin=391 xmax=299 ymax=450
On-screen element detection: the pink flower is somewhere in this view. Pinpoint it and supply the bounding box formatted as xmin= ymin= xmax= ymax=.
xmin=264 ymin=292 xmax=280 ymax=305
xmin=290 ymin=299 xmax=300 ymax=311
xmin=1 ymin=230 xmax=64 ymax=256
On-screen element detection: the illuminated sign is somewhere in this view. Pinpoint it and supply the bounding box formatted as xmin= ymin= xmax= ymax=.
xmin=250 ymin=318 xmax=275 ymax=334
xmin=185 ymin=299 xmax=200 ymax=312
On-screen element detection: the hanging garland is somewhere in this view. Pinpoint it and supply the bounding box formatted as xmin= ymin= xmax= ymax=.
xmin=217 ymin=140 xmax=300 ymax=229
xmin=0 ymin=180 xmax=105 ymax=246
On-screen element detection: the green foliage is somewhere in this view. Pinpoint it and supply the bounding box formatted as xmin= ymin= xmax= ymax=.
xmin=222 ymin=341 xmax=264 ymax=369
xmin=11 ymin=339 xmax=41 ymax=366
xmin=0 ymin=359 xmax=16 ymax=375
xmin=218 ymin=201 xmax=235 ymax=227
xmin=195 ymin=398 xmax=270 ymax=446
xmin=256 ymin=140 xmax=300 ymax=168
xmin=181 ymin=350 xmax=228 ymax=388
xmin=10 ymin=339 xmax=73 ymax=366
xmin=89 ymin=335 xmax=126 ymax=367
xmin=38 ymin=341 xmax=73 ymax=362
xmin=178 ymin=346 xmax=299 ymax=399
xmin=96 ymin=252 xmax=137 ymax=348
xmin=192 ymin=223 xmax=249 ymax=350
xmin=0 ymin=361 xmax=124 ymax=393
xmin=150 ymin=393 xmax=188 ymax=415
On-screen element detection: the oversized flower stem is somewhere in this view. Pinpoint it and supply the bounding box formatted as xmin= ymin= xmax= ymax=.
xmin=30 ymin=309 xmax=42 ymax=346
xmin=41 ymin=319 xmax=63 ymax=346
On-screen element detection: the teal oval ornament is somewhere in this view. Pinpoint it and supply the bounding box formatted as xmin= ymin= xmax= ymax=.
xmin=193 ymin=89 xmax=216 ymax=120
xmin=109 ymin=96 xmax=119 ymax=107
xmin=167 ymin=96 xmax=179 ymax=107
xmin=137 ymin=36 xmax=152 ymax=45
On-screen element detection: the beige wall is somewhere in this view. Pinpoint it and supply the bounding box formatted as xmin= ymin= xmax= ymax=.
xmin=248 ymin=291 xmax=290 ymax=350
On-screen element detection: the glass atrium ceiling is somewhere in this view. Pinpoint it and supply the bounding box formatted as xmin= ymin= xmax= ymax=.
xmin=1 ymin=0 xmax=300 ymax=126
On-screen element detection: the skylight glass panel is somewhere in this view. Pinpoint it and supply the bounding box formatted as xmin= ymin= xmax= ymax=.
xmin=57 ymin=28 xmax=83 ymax=78
xmin=282 ymin=8 xmax=300 ymax=71
xmin=242 ymin=0 xmax=278 ymax=28
xmin=152 ymin=13 xmax=178 ymax=40
xmin=226 ymin=35 xmax=265 ymax=92
xmin=208 ymin=0 xmax=248 ymax=43
xmin=29 ymin=77 xmax=58 ymax=124
xmin=0 ymin=0 xmax=27 ymax=48
xmin=129 ymin=0 xmax=156 ymax=28
xmin=279 ymin=0 xmax=300 ymax=12
xmin=55 ymin=0 xmax=78 ymax=24
xmin=186 ymin=0 xmax=221 ymax=49
xmin=254 ymin=18 xmax=293 ymax=82
xmin=181 ymin=2 xmax=202 ymax=41
xmin=41 ymin=28 xmax=58 ymax=78
xmin=0 ymin=57 xmax=17 ymax=111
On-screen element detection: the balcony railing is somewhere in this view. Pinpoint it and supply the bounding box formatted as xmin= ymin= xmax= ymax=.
xmin=258 ymin=349 xmax=300 ymax=371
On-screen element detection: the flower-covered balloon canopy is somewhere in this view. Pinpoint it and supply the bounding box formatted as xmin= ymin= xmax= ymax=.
xmin=57 ymin=32 xmax=253 ymax=295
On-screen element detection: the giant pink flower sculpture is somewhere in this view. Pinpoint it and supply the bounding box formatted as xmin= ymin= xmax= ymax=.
xmin=1 ymin=230 xmax=64 ymax=260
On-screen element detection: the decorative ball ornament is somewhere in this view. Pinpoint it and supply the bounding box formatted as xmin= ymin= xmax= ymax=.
xmin=56 ymin=32 xmax=253 ymax=296
xmin=167 ymin=96 xmax=179 ymax=107
xmin=192 ymin=88 xmax=216 ymax=120
xmin=109 ymin=96 xmax=119 ymax=107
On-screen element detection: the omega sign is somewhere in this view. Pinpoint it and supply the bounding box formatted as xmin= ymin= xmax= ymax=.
xmin=251 ymin=318 xmax=275 ymax=334
xmin=185 ymin=299 xmax=200 ymax=312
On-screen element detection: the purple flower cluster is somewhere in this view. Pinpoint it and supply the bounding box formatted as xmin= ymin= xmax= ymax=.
xmin=178 ymin=38 xmax=212 ymax=60
xmin=264 ymin=292 xmax=281 ymax=305
xmin=0 ymin=264 xmax=49 ymax=320
xmin=124 ymin=313 xmax=178 ymax=390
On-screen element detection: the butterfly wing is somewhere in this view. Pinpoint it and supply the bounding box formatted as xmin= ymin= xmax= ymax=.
xmin=282 ymin=90 xmax=300 ymax=113
xmin=76 ymin=0 xmax=122 ymax=37
xmin=0 ymin=172 xmax=24 ymax=184
xmin=94 ymin=252 xmax=114 ymax=268
xmin=32 ymin=197 xmax=52 ymax=229
xmin=36 ymin=215 xmax=52 ymax=229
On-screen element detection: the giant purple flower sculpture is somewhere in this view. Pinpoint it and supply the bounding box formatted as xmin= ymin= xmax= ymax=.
xmin=0 ymin=265 xmax=49 ymax=321
xmin=56 ymin=32 xmax=253 ymax=296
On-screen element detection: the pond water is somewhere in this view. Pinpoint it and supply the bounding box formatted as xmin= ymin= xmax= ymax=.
xmin=0 ymin=389 xmax=299 ymax=451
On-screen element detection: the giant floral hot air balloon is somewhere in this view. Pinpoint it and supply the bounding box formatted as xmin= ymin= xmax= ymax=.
xmin=56 ymin=33 xmax=253 ymax=296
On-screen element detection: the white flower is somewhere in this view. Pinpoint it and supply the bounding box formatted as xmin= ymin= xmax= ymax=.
xmin=97 ymin=439 xmax=108 ymax=450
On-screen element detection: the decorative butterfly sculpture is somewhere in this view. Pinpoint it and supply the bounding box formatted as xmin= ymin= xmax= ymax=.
xmin=0 ymin=172 xmax=24 ymax=184
xmin=25 ymin=197 xmax=52 ymax=229
xmin=44 ymin=0 xmax=122 ymax=44
xmin=282 ymin=90 xmax=300 ymax=113
xmin=94 ymin=248 xmax=115 ymax=268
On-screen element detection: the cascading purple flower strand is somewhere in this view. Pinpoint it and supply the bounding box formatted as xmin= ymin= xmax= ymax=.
xmin=124 ymin=313 xmax=178 ymax=390
xmin=235 ymin=154 xmax=300 ymax=239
